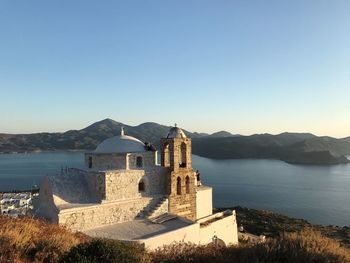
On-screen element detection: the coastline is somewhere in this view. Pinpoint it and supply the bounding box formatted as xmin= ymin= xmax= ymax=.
xmin=3 ymin=149 xmax=348 ymax=166
xmin=193 ymin=152 xmax=350 ymax=166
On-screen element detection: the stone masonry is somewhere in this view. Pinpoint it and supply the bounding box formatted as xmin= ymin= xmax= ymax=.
xmin=58 ymin=197 xmax=161 ymax=231
xmin=161 ymin=137 xmax=197 ymax=221
xmin=168 ymin=169 xmax=197 ymax=221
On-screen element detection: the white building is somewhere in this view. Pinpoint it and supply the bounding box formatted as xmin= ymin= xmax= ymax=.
xmin=35 ymin=126 xmax=238 ymax=249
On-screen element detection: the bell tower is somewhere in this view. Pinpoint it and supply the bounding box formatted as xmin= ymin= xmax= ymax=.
xmin=161 ymin=125 xmax=196 ymax=221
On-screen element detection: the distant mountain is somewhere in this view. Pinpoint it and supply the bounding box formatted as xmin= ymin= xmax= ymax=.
xmin=192 ymin=133 xmax=350 ymax=165
xmin=206 ymin=131 xmax=236 ymax=138
xmin=0 ymin=119 xmax=204 ymax=153
xmin=0 ymin=119 xmax=349 ymax=165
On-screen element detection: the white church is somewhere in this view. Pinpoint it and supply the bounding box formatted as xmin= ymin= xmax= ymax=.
xmin=35 ymin=126 xmax=238 ymax=249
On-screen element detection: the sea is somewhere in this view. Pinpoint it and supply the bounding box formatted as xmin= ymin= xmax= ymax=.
xmin=0 ymin=152 xmax=349 ymax=227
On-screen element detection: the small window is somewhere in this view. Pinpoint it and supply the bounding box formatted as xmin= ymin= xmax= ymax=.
xmin=88 ymin=156 xmax=93 ymax=168
xmin=138 ymin=180 xmax=145 ymax=192
xmin=136 ymin=156 xmax=143 ymax=167
xmin=177 ymin=177 xmax=181 ymax=195
xmin=185 ymin=176 xmax=190 ymax=194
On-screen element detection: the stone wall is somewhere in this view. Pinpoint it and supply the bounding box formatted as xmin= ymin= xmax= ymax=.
xmin=144 ymin=167 xmax=169 ymax=195
xmin=168 ymin=169 xmax=197 ymax=221
xmin=85 ymin=153 xmax=127 ymax=170
xmin=103 ymin=167 xmax=169 ymax=201
xmin=85 ymin=172 xmax=105 ymax=201
xmin=58 ymin=197 xmax=160 ymax=231
xmin=160 ymin=136 xmax=197 ymax=221
xmin=161 ymin=138 xmax=192 ymax=170
xmin=127 ymin=152 xmax=157 ymax=169
xmin=104 ymin=170 xmax=145 ymax=201
xmin=85 ymin=151 xmax=157 ymax=171
xmin=84 ymin=152 xmax=167 ymax=201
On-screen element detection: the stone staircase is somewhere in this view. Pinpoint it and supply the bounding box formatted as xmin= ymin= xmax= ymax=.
xmin=137 ymin=196 xmax=168 ymax=219
xmin=147 ymin=196 xmax=168 ymax=219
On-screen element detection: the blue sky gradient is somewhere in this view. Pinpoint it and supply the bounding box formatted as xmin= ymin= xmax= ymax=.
xmin=1 ymin=1 xmax=350 ymax=137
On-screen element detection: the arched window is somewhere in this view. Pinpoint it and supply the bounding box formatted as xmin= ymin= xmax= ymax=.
xmin=88 ymin=156 xmax=93 ymax=168
xmin=185 ymin=176 xmax=190 ymax=194
xmin=180 ymin=142 xmax=187 ymax=167
xmin=176 ymin=177 xmax=182 ymax=195
xmin=138 ymin=180 xmax=145 ymax=192
xmin=136 ymin=156 xmax=143 ymax=167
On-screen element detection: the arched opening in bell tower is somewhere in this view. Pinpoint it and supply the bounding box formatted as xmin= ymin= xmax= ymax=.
xmin=180 ymin=142 xmax=187 ymax=167
xmin=176 ymin=177 xmax=182 ymax=195
xmin=185 ymin=176 xmax=190 ymax=194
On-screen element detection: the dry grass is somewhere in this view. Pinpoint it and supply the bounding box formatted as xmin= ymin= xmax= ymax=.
xmin=231 ymin=206 xmax=350 ymax=248
xmin=1 ymin=216 xmax=349 ymax=263
xmin=151 ymin=229 xmax=350 ymax=263
xmin=0 ymin=216 xmax=89 ymax=263
xmin=280 ymin=229 xmax=350 ymax=261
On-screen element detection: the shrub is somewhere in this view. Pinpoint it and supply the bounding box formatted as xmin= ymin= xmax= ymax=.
xmin=61 ymin=239 xmax=151 ymax=263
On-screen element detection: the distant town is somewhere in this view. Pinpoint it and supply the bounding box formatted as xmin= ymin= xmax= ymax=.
xmin=0 ymin=189 xmax=39 ymax=217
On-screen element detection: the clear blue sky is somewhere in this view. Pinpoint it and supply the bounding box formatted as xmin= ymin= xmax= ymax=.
xmin=1 ymin=1 xmax=350 ymax=137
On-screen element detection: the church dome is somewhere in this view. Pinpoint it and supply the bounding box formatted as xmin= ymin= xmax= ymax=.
xmin=167 ymin=125 xmax=187 ymax=139
xmin=94 ymin=128 xmax=146 ymax=154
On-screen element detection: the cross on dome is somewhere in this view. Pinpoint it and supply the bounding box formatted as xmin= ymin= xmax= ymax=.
xmin=94 ymin=127 xmax=146 ymax=154
xmin=167 ymin=124 xmax=187 ymax=139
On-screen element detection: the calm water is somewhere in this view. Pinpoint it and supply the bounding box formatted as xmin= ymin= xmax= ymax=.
xmin=0 ymin=152 xmax=349 ymax=226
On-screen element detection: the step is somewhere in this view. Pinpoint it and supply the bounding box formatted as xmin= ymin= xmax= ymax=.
xmin=151 ymin=213 xmax=177 ymax=224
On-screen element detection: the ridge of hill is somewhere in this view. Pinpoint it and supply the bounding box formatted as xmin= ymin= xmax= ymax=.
xmin=192 ymin=132 xmax=350 ymax=164
xmin=0 ymin=118 xmax=349 ymax=165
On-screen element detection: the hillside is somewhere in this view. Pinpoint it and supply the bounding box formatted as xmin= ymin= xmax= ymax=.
xmin=1 ymin=210 xmax=349 ymax=263
xmin=192 ymin=133 xmax=350 ymax=165
xmin=226 ymin=206 xmax=350 ymax=248
xmin=0 ymin=119 xmax=349 ymax=165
